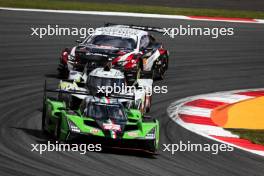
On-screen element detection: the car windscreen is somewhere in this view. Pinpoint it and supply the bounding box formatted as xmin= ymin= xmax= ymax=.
xmin=83 ymin=103 xmax=126 ymax=121
xmin=88 ymin=76 xmax=125 ymax=88
xmin=85 ymin=35 xmax=136 ymax=50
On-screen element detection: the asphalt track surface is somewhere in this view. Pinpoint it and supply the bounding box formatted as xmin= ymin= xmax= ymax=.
xmin=75 ymin=0 xmax=264 ymax=11
xmin=1 ymin=9 xmax=264 ymax=176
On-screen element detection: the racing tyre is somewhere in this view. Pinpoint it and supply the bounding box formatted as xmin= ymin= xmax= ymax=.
xmin=162 ymin=55 xmax=169 ymax=70
xmin=42 ymin=95 xmax=50 ymax=135
xmin=54 ymin=117 xmax=62 ymax=140
xmin=145 ymin=106 xmax=150 ymax=113
xmin=57 ymin=65 xmax=69 ymax=79
xmin=41 ymin=103 xmax=48 ymax=133
xmin=153 ymin=64 xmax=165 ymax=80
xmin=145 ymin=139 xmax=157 ymax=153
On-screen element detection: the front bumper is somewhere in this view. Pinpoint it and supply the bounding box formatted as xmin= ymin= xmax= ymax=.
xmin=66 ymin=131 xmax=156 ymax=152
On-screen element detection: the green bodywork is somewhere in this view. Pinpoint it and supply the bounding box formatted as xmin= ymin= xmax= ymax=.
xmin=43 ymin=98 xmax=159 ymax=151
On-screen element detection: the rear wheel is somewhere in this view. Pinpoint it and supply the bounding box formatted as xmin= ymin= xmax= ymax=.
xmin=57 ymin=61 xmax=69 ymax=79
xmin=54 ymin=117 xmax=62 ymax=140
xmin=164 ymin=56 xmax=169 ymax=70
xmin=152 ymin=62 xmax=165 ymax=80
xmin=42 ymin=92 xmax=49 ymax=134
xmin=41 ymin=103 xmax=48 ymax=133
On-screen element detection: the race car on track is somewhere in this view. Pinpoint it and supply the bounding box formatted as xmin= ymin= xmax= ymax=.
xmin=62 ymin=64 xmax=153 ymax=114
xmin=42 ymin=83 xmax=160 ymax=153
xmin=58 ymin=24 xmax=169 ymax=81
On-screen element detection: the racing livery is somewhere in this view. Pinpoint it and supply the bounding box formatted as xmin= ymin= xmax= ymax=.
xmin=58 ymin=24 xmax=169 ymax=81
xmin=61 ymin=66 xmax=153 ymax=114
xmin=42 ymin=83 xmax=159 ymax=153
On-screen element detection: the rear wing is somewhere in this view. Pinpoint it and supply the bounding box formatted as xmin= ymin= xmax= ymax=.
xmin=107 ymin=93 xmax=134 ymax=100
xmin=44 ymin=80 xmax=88 ymax=95
xmin=104 ymin=23 xmax=165 ymax=33
xmin=43 ymin=80 xmax=135 ymax=100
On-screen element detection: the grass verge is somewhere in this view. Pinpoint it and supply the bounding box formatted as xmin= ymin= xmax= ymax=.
xmin=228 ymin=129 xmax=264 ymax=145
xmin=1 ymin=0 xmax=264 ymax=19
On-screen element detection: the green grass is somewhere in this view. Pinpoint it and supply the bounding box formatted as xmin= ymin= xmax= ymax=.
xmin=228 ymin=129 xmax=264 ymax=145
xmin=1 ymin=0 xmax=264 ymax=19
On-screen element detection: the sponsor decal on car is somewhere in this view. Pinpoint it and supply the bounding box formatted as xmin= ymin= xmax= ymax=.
xmin=127 ymin=131 xmax=138 ymax=137
xmin=102 ymin=123 xmax=121 ymax=131
xmin=90 ymin=128 xmax=99 ymax=134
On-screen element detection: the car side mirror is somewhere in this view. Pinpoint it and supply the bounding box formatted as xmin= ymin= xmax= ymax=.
xmin=76 ymin=39 xmax=82 ymax=43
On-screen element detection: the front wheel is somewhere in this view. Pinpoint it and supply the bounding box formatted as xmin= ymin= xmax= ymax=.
xmin=54 ymin=117 xmax=62 ymax=140
xmin=41 ymin=96 xmax=49 ymax=134
xmin=145 ymin=139 xmax=157 ymax=153
xmin=163 ymin=55 xmax=169 ymax=70
xmin=41 ymin=104 xmax=47 ymax=132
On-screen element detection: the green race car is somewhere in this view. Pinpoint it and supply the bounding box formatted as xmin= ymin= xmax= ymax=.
xmin=42 ymin=82 xmax=160 ymax=153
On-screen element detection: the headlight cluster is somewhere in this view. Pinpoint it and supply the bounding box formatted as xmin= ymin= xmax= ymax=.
xmin=68 ymin=120 xmax=80 ymax=133
xmin=145 ymin=128 xmax=156 ymax=139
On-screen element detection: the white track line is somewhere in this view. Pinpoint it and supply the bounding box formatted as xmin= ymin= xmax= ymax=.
xmin=176 ymin=117 xmax=264 ymax=156
xmin=168 ymin=88 xmax=264 ymax=157
xmin=178 ymin=106 xmax=212 ymax=117
xmin=1 ymin=7 xmax=264 ymax=24
xmin=177 ymin=118 xmax=238 ymax=137
xmin=202 ymin=94 xmax=253 ymax=103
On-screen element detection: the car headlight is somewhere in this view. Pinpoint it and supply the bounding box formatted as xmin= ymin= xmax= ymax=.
xmin=68 ymin=120 xmax=80 ymax=133
xmin=145 ymin=128 xmax=156 ymax=139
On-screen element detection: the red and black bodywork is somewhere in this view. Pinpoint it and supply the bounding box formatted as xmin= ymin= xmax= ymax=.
xmin=58 ymin=24 xmax=169 ymax=81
